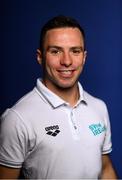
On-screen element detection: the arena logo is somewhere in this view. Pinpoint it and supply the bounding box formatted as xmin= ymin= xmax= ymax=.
xmin=45 ymin=125 xmax=60 ymax=137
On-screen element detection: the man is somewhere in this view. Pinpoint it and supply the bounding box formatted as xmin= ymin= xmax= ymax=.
xmin=0 ymin=15 xmax=117 ymax=179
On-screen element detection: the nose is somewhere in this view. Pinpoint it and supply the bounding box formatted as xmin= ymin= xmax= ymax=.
xmin=60 ymin=52 xmax=72 ymax=67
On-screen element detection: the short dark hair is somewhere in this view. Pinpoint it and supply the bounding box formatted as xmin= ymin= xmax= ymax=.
xmin=39 ymin=15 xmax=86 ymax=51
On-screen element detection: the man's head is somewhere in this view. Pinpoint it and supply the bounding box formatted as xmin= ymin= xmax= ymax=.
xmin=37 ymin=15 xmax=87 ymax=92
xmin=39 ymin=15 xmax=86 ymax=52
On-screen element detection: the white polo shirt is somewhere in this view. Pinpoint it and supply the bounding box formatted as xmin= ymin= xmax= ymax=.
xmin=0 ymin=78 xmax=112 ymax=179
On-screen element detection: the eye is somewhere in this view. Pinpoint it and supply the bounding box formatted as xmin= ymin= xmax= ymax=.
xmin=50 ymin=49 xmax=61 ymax=55
xmin=73 ymin=50 xmax=81 ymax=54
xmin=71 ymin=48 xmax=83 ymax=55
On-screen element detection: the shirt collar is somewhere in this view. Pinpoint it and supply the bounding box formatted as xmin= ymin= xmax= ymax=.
xmin=36 ymin=78 xmax=87 ymax=108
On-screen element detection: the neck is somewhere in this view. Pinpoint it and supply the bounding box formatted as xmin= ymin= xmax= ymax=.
xmin=43 ymin=80 xmax=79 ymax=107
xmin=57 ymin=85 xmax=79 ymax=107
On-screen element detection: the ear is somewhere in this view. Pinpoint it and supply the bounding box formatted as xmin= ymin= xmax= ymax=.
xmin=37 ymin=49 xmax=42 ymax=65
xmin=83 ymin=50 xmax=87 ymax=65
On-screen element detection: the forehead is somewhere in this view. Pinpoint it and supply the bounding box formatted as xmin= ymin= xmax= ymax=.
xmin=44 ymin=27 xmax=84 ymax=47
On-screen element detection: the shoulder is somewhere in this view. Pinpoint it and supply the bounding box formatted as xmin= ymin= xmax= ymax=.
xmin=0 ymin=88 xmax=42 ymax=143
xmin=1 ymin=88 xmax=41 ymax=124
xmin=10 ymin=87 xmax=45 ymax=114
xmin=83 ymin=90 xmax=108 ymax=114
xmin=13 ymin=88 xmax=40 ymax=110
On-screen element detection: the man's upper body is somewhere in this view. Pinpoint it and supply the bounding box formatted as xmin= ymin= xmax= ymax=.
xmin=0 ymin=15 xmax=117 ymax=179
xmin=0 ymin=79 xmax=117 ymax=179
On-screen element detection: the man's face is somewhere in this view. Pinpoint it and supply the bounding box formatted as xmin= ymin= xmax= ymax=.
xmin=37 ymin=27 xmax=87 ymax=91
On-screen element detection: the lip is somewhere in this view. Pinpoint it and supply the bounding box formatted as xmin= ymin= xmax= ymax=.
xmin=57 ymin=69 xmax=75 ymax=78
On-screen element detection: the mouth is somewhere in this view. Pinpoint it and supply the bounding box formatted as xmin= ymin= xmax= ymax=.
xmin=57 ymin=69 xmax=75 ymax=77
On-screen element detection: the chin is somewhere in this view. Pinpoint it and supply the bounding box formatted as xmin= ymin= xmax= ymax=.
xmin=56 ymin=81 xmax=77 ymax=89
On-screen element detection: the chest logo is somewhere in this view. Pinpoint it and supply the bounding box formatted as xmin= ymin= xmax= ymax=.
xmin=45 ymin=125 xmax=60 ymax=137
xmin=89 ymin=123 xmax=106 ymax=136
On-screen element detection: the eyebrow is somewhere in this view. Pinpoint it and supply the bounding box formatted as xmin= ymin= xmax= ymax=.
xmin=70 ymin=46 xmax=84 ymax=51
xmin=47 ymin=46 xmax=84 ymax=51
xmin=47 ymin=46 xmax=63 ymax=51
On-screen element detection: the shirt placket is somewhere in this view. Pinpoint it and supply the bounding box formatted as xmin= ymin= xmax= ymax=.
xmin=66 ymin=106 xmax=80 ymax=140
xmin=70 ymin=110 xmax=77 ymax=130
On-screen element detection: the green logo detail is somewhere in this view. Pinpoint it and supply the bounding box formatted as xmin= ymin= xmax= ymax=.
xmin=89 ymin=123 xmax=106 ymax=136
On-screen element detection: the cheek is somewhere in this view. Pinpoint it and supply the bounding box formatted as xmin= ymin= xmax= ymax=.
xmin=74 ymin=58 xmax=85 ymax=68
xmin=46 ymin=55 xmax=60 ymax=69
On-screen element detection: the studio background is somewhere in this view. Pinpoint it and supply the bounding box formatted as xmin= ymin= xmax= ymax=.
xmin=0 ymin=0 xmax=122 ymax=178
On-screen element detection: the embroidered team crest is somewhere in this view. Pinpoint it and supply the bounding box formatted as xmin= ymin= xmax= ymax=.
xmin=89 ymin=123 xmax=106 ymax=136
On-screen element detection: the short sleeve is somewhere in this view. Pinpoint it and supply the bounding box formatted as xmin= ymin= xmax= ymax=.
xmin=102 ymin=104 xmax=112 ymax=154
xmin=0 ymin=109 xmax=28 ymax=168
